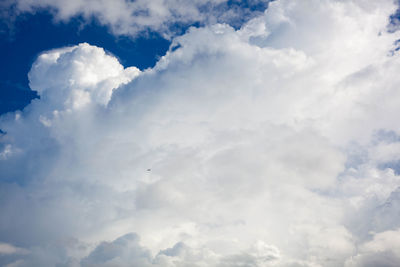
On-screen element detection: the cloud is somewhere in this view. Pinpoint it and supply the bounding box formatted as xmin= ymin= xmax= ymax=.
xmin=29 ymin=43 xmax=139 ymax=108
xmin=344 ymin=228 xmax=400 ymax=267
xmin=1 ymin=0 xmax=400 ymax=266
xmin=81 ymin=233 xmax=153 ymax=267
xmin=2 ymin=0 xmax=272 ymax=37
xmin=0 ymin=243 xmax=29 ymax=255
xmin=81 ymin=234 xmax=282 ymax=267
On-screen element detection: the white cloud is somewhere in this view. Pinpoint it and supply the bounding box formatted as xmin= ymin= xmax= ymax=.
xmin=344 ymin=228 xmax=400 ymax=267
xmin=29 ymin=43 xmax=140 ymax=109
xmin=0 ymin=243 xmax=29 ymax=255
xmin=1 ymin=0 xmax=400 ymax=266
xmin=3 ymin=0 xmax=272 ymax=37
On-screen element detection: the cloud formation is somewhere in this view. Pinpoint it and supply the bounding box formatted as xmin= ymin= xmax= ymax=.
xmin=3 ymin=0 xmax=271 ymax=37
xmin=1 ymin=0 xmax=400 ymax=266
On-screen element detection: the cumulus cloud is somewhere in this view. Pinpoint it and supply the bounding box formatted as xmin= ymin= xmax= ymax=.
xmin=29 ymin=43 xmax=139 ymax=108
xmin=1 ymin=0 xmax=400 ymax=266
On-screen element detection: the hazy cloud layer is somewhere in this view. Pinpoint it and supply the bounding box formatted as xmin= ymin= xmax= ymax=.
xmin=2 ymin=0 xmax=400 ymax=266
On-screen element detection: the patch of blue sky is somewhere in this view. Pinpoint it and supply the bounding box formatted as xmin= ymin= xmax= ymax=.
xmin=197 ymin=0 xmax=272 ymax=29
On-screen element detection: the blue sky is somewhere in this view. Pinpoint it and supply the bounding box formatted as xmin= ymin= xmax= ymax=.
xmin=2 ymin=1 xmax=400 ymax=266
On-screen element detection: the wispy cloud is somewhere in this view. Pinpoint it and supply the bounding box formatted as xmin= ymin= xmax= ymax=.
xmin=2 ymin=0 xmax=272 ymax=37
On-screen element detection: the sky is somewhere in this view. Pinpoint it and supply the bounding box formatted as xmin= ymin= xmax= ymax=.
xmin=1 ymin=0 xmax=400 ymax=266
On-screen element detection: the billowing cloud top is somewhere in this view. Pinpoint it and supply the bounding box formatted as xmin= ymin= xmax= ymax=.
xmin=29 ymin=43 xmax=139 ymax=108
xmin=2 ymin=0 xmax=400 ymax=266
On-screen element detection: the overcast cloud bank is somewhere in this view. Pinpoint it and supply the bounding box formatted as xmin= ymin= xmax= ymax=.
xmin=2 ymin=0 xmax=400 ymax=266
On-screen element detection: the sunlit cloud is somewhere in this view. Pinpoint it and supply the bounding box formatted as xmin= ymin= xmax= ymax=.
xmin=1 ymin=0 xmax=400 ymax=266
